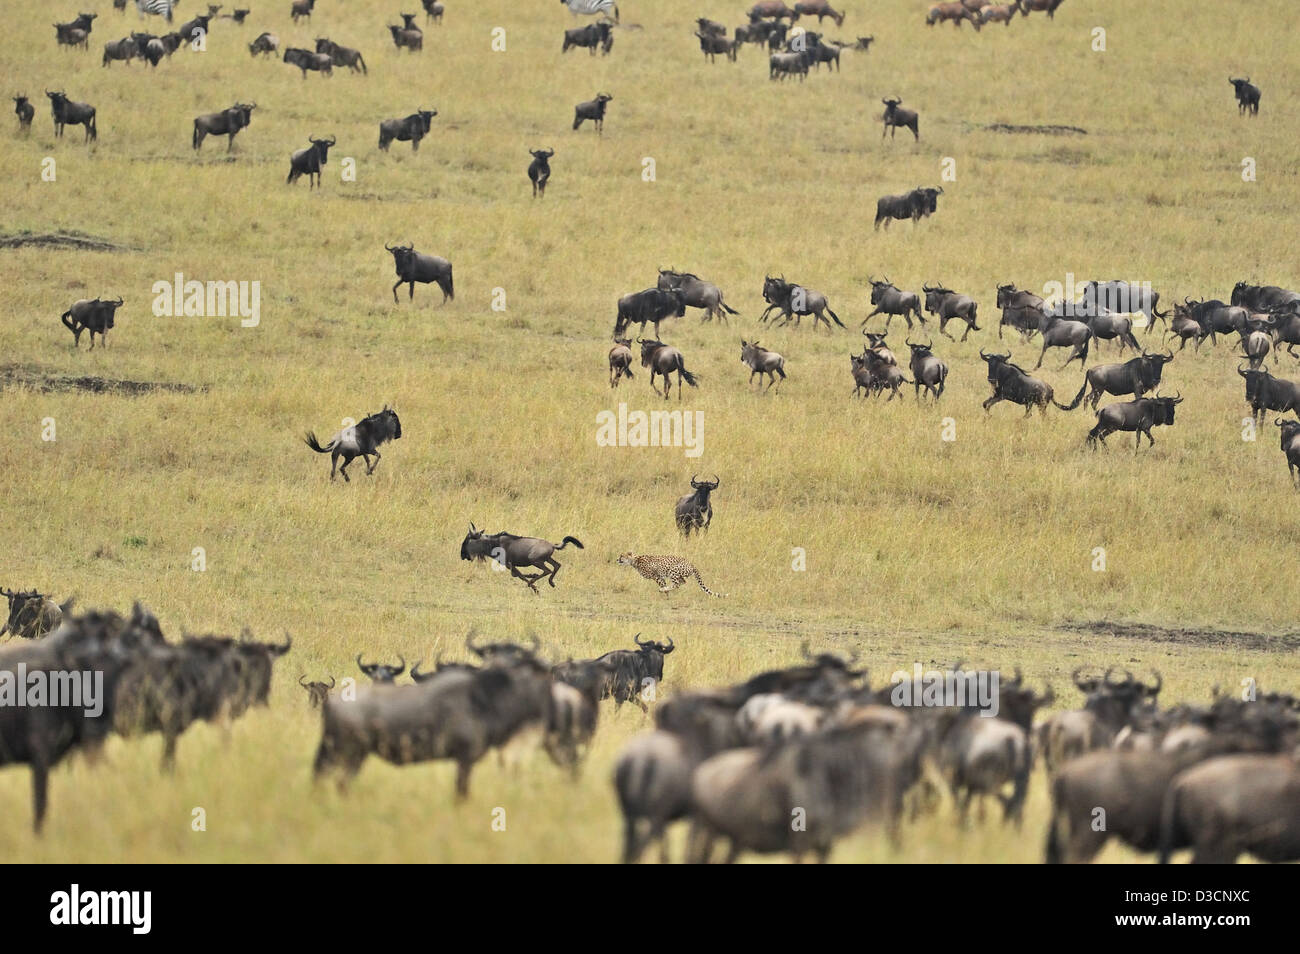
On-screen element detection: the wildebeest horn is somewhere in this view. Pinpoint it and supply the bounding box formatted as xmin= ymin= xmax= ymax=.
xmin=1145 ymin=671 xmax=1163 ymax=694
xmin=633 ymin=632 xmax=646 ymax=647
xmin=392 ymin=654 xmax=405 ymax=675
xmin=355 ymin=653 xmax=369 ymax=669
xmin=980 ymin=349 xmax=989 ymax=358
xmin=1163 ymin=347 xmax=1173 ymax=359
xmin=1238 ymin=364 xmax=1248 ymax=377
xmin=298 ymin=674 xmax=308 ymax=687
xmin=711 ymin=474 xmax=719 ymax=487
xmin=326 ymin=676 xmax=336 ymax=688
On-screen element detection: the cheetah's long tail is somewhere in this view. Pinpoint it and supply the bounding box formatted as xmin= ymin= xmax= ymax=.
xmin=694 ymin=570 xmax=724 ymax=598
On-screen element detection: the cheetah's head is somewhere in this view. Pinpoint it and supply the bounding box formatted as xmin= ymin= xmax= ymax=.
xmin=616 ymin=552 xmax=635 ymax=566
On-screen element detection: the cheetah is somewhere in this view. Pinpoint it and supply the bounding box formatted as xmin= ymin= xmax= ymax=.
xmin=617 ymin=552 xmax=724 ymax=597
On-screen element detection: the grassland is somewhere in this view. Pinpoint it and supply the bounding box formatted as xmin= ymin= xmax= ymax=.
xmin=0 ymin=0 xmax=1297 ymax=862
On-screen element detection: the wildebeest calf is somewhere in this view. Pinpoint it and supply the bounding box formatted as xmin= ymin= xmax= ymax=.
xmin=528 ymin=147 xmax=553 ymax=197
xmin=13 ymin=95 xmax=34 ymax=131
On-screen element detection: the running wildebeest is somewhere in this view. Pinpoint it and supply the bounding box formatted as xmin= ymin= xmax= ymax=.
xmin=60 ymin=297 xmax=123 ymax=349
xmin=102 ymin=36 xmax=137 ymax=65
xmin=1180 ymin=297 xmax=1248 ymax=346
xmin=299 ymin=674 xmax=335 ymax=707
xmin=1086 ymin=394 xmax=1182 ymax=450
xmin=562 ymin=21 xmax=612 ymax=55
xmin=1239 ymin=366 xmax=1300 ymax=421
xmin=1275 ymin=419 xmax=1300 ymax=489
xmin=283 ymin=46 xmax=332 ymax=78
xmin=315 ymin=38 xmax=368 ymax=74
xmin=740 ymin=340 xmax=786 ymax=393
xmin=0 ymin=589 xmax=67 ymax=640
xmin=927 ymin=3 xmax=979 ymax=29
xmin=615 ymin=287 xmax=686 ymax=338
xmin=1069 ymin=351 xmax=1173 ymax=410
xmin=922 ymin=285 xmax=980 ymax=342
xmin=874 ymin=187 xmax=940 ymax=229
xmin=249 ymin=32 xmax=279 ymax=56
xmin=1263 ymin=305 xmax=1300 ymax=360
xmin=303 ymin=406 xmax=402 ymax=481
xmin=609 ymin=337 xmax=635 ymax=388
xmin=357 ymin=654 xmax=406 ymax=683
xmin=657 ymin=269 xmax=738 ymax=322
xmin=193 ymin=102 xmax=255 ymax=151
xmin=979 ymin=351 xmax=1076 ymax=416
xmin=573 ymin=93 xmax=612 ymax=133
xmin=13 ymin=95 xmax=34 ymax=131
xmin=460 ymin=523 xmax=585 ymax=592
xmin=45 ymin=90 xmax=96 ymax=141
xmin=1229 ymin=77 xmax=1260 ymax=116
xmin=1239 ymin=320 xmax=1274 ymax=369
xmin=996 ymin=284 xmax=1044 ymax=340
xmin=286 ymin=135 xmax=334 ymax=188
xmin=865 ymin=278 xmax=924 ymax=332
xmin=385 ymin=241 xmax=454 ymax=303
xmin=640 ymin=338 xmax=700 ymax=400
xmin=907 ymin=338 xmax=948 ymax=401
xmin=676 ymin=475 xmax=719 ymax=535
xmin=1077 ymin=280 xmax=1167 ymax=334
xmin=1231 ymin=282 xmax=1299 ymax=313
xmin=1034 ymin=308 xmax=1093 ymax=370
xmin=378 ymin=108 xmax=436 ymax=151
xmin=528 ymin=147 xmax=553 ymax=197
xmin=1166 ymin=304 xmax=1208 ymax=352
xmin=759 ymin=276 xmax=843 ymax=331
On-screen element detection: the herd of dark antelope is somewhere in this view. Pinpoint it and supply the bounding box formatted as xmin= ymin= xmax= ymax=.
xmin=7 ymin=1 xmax=1295 ymax=865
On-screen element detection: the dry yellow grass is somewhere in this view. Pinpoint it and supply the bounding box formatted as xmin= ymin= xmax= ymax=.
xmin=0 ymin=0 xmax=1296 ymax=862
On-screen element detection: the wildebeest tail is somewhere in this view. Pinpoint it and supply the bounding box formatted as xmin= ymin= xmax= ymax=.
xmin=1044 ymin=790 xmax=1064 ymax=864
xmin=303 ymin=431 xmax=333 ymax=453
xmin=192 ymin=120 xmax=200 ymax=149
xmin=678 ymin=362 xmax=701 ymax=388
xmin=441 ymin=266 xmax=454 ymax=300
xmin=720 ymin=300 xmax=739 ymax=315
xmin=1054 ymin=380 xmax=1087 ymax=411
xmin=826 ymin=305 xmax=845 ymax=328
xmin=556 ymin=536 xmax=584 ymax=550
xmin=693 ymin=569 xmax=724 ymax=598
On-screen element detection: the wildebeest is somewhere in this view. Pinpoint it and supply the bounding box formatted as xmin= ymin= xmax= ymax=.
xmin=1034 ymin=309 xmax=1092 ymax=369
xmin=562 ymin=21 xmax=612 ymax=54
xmin=299 ymin=674 xmax=335 ymax=707
xmin=55 ymin=12 xmax=97 ymax=42
xmin=60 ymin=296 xmax=123 ymax=348
xmin=1231 ymin=282 xmax=1299 ymax=313
xmin=1229 ymin=77 xmax=1260 ymax=116
xmin=283 ymin=46 xmax=332 ymax=78
xmin=851 ymin=346 xmax=910 ymax=401
xmin=1275 ymin=419 xmax=1300 ymax=488
xmin=1239 ymin=320 xmax=1274 ymax=369
xmin=1083 ymin=310 xmax=1141 ymax=353
xmin=1071 ymin=351 xmax=1174 ymax=410
xmin=45 ymin=90 xmax=97 ymax=141
xmin=556 ymin=635 xmax=675 ymax=716
xmin=389 ymin=23 xmax=423 ymax=51
xmin=573 ymin=92 xmax=612 ymax=133
xmin=979 ymin=351 xmax=1076 ymax=415
xmin=881 ymin=97 xmax=920 ymax=140
xmin=657 ymin=269 xmax=738 ymax=322
xmin=13 ymin=95 xmax=35 ymax=131
xmin=357 ymin=653 xmax=406 ymax=683
xmin=980 ymin=2 xmax=1021 ymax=24
xmin=1166 ymin=303 xmax=1208 ymax=352
xmin=740 ymin=340 xmax=786 ymax=393
xmin=1086 ymin=393 xmax=1182 ymax=450
xmin=102 ymin=36 xmax=137 ymax=65
xmin=792 ymin=0 xmax=844 ymax=25
xmin=378 ymin=109 xmax=436 ymax=151
xmin=193 ymin=102 xmax=255 ymax=151
xmin=927 ymin=3 xmax=979 ymax=29
xmin=907 ymin=338 xmax=948 ymax=401
xmin=922 ymin=285 xmax=980 ymax=342
xmin=1177 ymin=297 xmax=1247 ymax=345
xmin=865 ymin=278 xmax=923 ymax=331
xmin=315 ymin=38 xmax=368 ymax=74
xmin=769 ymin=49 xmax=809 ymax=80
xmin=286 ymin=135 xmax=334 ymax=187
xmin=1239 ymin=366 xmax=1300 ymax=421
xmin=290 ymin=0 xmax=314 ymax=22
xmin=527 ymin=147 xmax=553 ymax=197
xmin=1263 ymin=305 xmax=1300 ymax=360
xmin=422 ymin=0 xmax=445 ymax=23
xmin=759 ymin=276 xmax=843 ymax=330
xmin=676 ymin=475 xmax=719 ymax=535
xmin=874 ymin=186 xmax=940 ymax=229
xmin=386 ymin=241 xmax=453 ymax=303
xmin=749 ymin=1 xmax=796 ymax=20
xmin=459 ymin=523 xmax=585 ymax=592
xmin=1077 ymin=280 xmax=1167 ymax=333
xmin=55 ymin=27 xmax=91 ymax=51
xmin=640 ymin=338 xmax=701 ymax=400
xmin=249 ymin=31 xmax=278 ymax=56
xmin=695 ymin=31 xmax=736 ymax=63
xmin=175 ymin=13 xmax=211 ymax=45
xmin=1019 ymin=0 xmax=1065 ymax=16
xmin=303 ymin=406 xmax=402 ymax=481
xmin=0 ymin=589 xmax=67 ymax=640
xmin=609 ymin=337 xmax=634 ymax=387
xmin=615 ymin=287 xmax=686 ymax=338
xmin=996 ymin=283 xmax=1044 ymax=339
xmin=1159 ymin=753 xmax=1300 ymax=863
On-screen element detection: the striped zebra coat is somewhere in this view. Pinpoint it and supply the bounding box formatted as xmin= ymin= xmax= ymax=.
xmin=135 ymin=0 xmax=178 ymax=22
xmin=561 ymin=0 xmax=619 ymax=21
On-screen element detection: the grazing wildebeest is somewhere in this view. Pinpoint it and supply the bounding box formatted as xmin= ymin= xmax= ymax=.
xmin=60 ymin=297 xmax=123 ymax=349
xmin=1086 ymin=393 xmax=1182 ymax=450
xmin=1158 ymin=754 xmax=1300 ymax=863
xmin=615 ymin=287 xmax=686 ymax=338
xmin=357 ymin=653 xmax=406 ymax=683
xmin=562 ymin=21 xmax=612 ymax=54
xmin=193 ymin=102 xmax=255 ymax=151
xmin=759 ymin=276 xmax=843 ymax=330
xmin=303 ymin=406 xmax=402 ymax=481
xmin=13 ymin=96 xmax=35 ymax=131
xmin=657 ymin=269 xmax=738 ymax=322
xmin=573 ymin=93 xmax=612 ymax=133
xmin=609 ymin=337 xmax=635 ymax=388
xmin=299 ymin=674 xmax=335 ymax=707
xmin=1229 ymin=77 xmax=1260 ymax=116
xmin=675 ymin=475 xmax=719 ymax=535
xmin=793 ymin=0 xmax=845 ymax=25
xmin=696 ymin=31 xmax=736 ymax=63
xmin=980 ymin=2 xmax=1020 ymax=24
xmin=249 ymin=31 xmax=278 ymax=56
xmin=874 ymin=187 xmax=940 ymax=229
xmin=927 ymin=2 xmax=979 ymax=29
xmin=906 ymin=338 xmax=948 ymax=401
xmin=0 ymin=589 xmax=66 ymax=640
xmin=45 ymin=90 xmax=96 ymax=141
xmin=283 ymin=46 xmax=332 ymax=78
xmin=996 ymin=284 xmax=1044 ymax=340
xmin=1034 ymin=309 xmax=1092 ymax=369
xmin=290 ymin=0 xmax=314 ymax=23
xmin=422 ymin=0 xmax=445 ymax=23
xmin=748 ymin=1 xmax=796 ymax=20
xmin=1275 ymin=418 xmax=1300 ymax=488
xmin=1239 ymin=366 xmax=1300 ymax=421
xmin=1019 ymin=0 xmax=1065 ymax=16
xmin=769 ymin=49 xmax=809 ymax=80
xmin=102 ymin=36 xmax=137 ymax=65
xmin=459 ymin=523 xmax=585 ymax=592
xmin=378 ymin=109 xmax=436 ymax=151
xmin=286 ymin=135 xmax=334 ymax=188
xmin=389 ymin=24 xmax=423 ymax=51
xmin=740 ymin=340 xmax=786 ymax=392
xmin=922 ymin=285 xmax=980 ymax=342
xmin=865 ymin=278 xmax=924 ymax=332
xmin=1072 ymin=351 xmax=1174 ymax=410
xmin=315 ymin=38 xmax=368 ymax=74
xmin=225 ymin=8 xmax=250 ymax=23
xmin=527 ymin=147 xmax=553 ymax=197
xmin=640 ymin=338 xmax=701 ymax=400
xmin=386 ymin=241 xmax=454 ymax=303
xmin=979 ymin=351 xmax=1076 ymax=415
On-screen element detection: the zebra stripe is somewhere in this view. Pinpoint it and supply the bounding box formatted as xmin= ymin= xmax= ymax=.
xmin=563 ymin=0 xmax=618 ymax=18
xmin=135 ymin=0 xmax=178 ymax=21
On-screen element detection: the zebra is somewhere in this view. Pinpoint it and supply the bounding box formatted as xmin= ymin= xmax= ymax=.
xmin=561 ymin=0 xmax=619 ymax=22
xmin=135 ymin=0 xmax=178 ymax=22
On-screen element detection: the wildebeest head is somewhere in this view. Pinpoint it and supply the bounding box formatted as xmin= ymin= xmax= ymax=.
xmin=1238 ymin=364 xmax=1267 ymax=402
xmin=357 ymin=652 xmax=405 ymax=682
xmin=529 ymin=147 xmax=554 ymax=159
xmin=979 ymin=349 xmax=1013 ymax=381
xmin=1277 ymin=417 xmax=1300 ymax=448
xmin=365 ymin=405 xmax=402 ymax=441
xmin=466 ymin=631 xmax=543 ymax=666
xmin=460 ymin=522 xmax=494 ymax=561
xmin=1149 ymin=391 xmax=1183 ymax=425
xmin=1 ymin=588 xmax=47 ymax=638
xmin=385 ymin=240 xmax=415 ymax=272
xmin=906 ymin=337 xmax=935 ymax=357
xmin=868 ymin=277 xmax=894 ymax=305
xmin=633 ymin=633 xmax=675 ymax=681
xmin=298 ymin=674 xmax=335 ymax=707
xmin=762 ymin=274 xmax=791 ymax=304
xmin=308 ymin=134 xmax=335 ymax=162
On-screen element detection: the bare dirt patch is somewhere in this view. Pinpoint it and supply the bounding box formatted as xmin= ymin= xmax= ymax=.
xmin=0 ymin=230 xmax=134 ymax=252
xmin=0 ymin=364 xmax=200 ymax=396
xmin=1063 ymin=620 xmax=1300 ymax=652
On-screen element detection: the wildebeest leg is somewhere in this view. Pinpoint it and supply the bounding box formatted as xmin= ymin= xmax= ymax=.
xmin=366 ymin=449 xmax=381 ymax=474
xmin=545 ymin=557 xmax=561 ymax=587
xmin=392 ymin=279 xmax=403 ymax=302
xmin=510 ymin=566 xmax=541 ymax=592
xmin=161 ymin=734 xmax=178 ymax=773
xmin=338 ymin=453 xmax=353 ymax=482
xmin=982 ymin=394 xmax=1003 ymax=412
xmin=1033 ymin=343 xmax=1047 ymax=370
xmin=454 ymin=760 xmax=473 ymax=799
xmin=939 ymin=318 xmax=955 ymax=341
xmin=31 ymin=762 xmax=49 ymax=833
